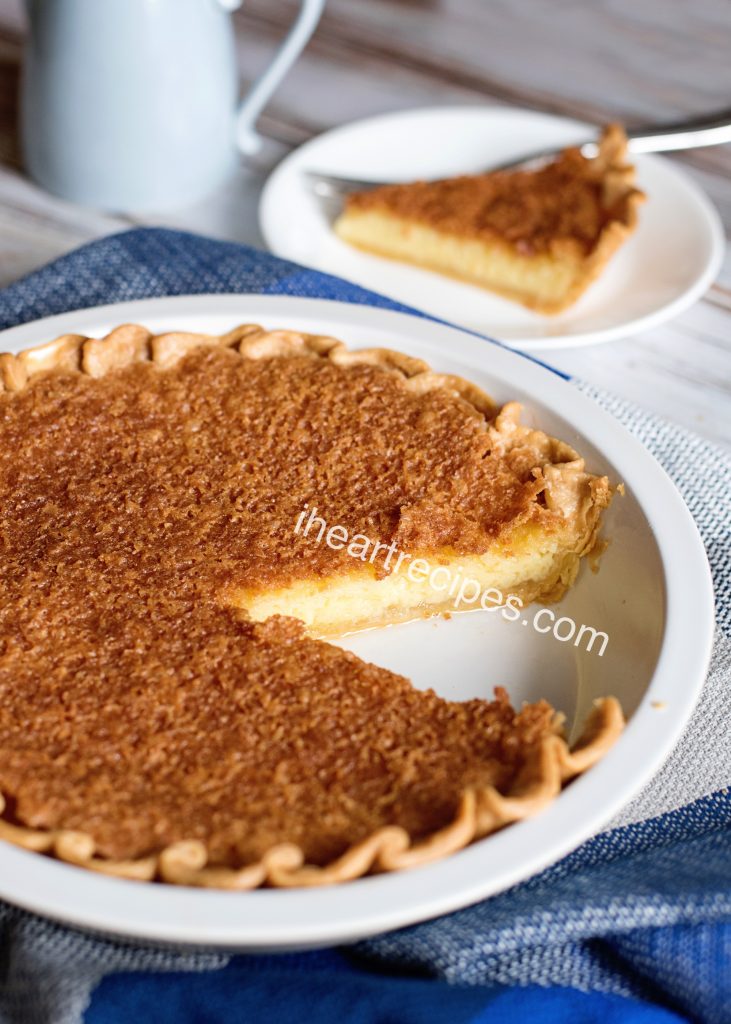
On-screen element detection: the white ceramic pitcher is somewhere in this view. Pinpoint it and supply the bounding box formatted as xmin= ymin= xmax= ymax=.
xmin=21 ymin=0 xmax=326 ymax=211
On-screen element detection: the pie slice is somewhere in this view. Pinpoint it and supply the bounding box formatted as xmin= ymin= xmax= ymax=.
xmin=0 ymin=324 xmax=623 ymax=888
xmin=334 ymin=124 xmax=644 ymax=314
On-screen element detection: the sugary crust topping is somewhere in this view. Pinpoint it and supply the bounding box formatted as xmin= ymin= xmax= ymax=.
xmin=0 ymin=323 xmax=620 ymax=887
xmin=0 ymin=322 xmax=605 ymax=539
xmin=342 ymin=124 xmax=644 ymax=257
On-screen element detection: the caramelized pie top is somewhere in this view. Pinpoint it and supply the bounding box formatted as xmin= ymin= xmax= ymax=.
xmin=0 ymin=334 xmax=595 ymax=595
xmin=343 ymin=124 xmax=643 ymax=258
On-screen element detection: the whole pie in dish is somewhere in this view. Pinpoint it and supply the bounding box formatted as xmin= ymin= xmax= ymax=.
xmin=334 ymin=124 xmax=644 ymax=314
xmin=0 ymin=323 xmax=623 ymax=888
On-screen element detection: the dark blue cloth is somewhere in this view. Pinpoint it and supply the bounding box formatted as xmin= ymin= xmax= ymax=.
xmin=1 ymin=228 xmax=728 ymax=1024
xmin=85 ymin=791 xmax=731 ymax=1024
xmin=87 ymin=952 xmax=688 ymax=1024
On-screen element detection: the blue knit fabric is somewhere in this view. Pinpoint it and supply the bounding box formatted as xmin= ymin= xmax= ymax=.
xmin=0 ymin=229 xmax=728 ymax=1024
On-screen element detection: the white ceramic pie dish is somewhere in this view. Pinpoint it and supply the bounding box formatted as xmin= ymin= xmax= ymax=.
xmin=0 ymin=295 xmax=713 ymax=949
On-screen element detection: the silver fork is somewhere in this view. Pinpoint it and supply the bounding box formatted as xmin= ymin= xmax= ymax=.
xmin=305 ymin=108 xmax=731 ymax=201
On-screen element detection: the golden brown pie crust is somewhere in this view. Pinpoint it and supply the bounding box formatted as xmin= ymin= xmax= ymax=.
xmin=0 ymin=324 xmax=623 ymax=887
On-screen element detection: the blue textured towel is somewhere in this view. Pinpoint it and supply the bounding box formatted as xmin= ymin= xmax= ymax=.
xmin=0 ymin=229 xmax=729 ymax=1024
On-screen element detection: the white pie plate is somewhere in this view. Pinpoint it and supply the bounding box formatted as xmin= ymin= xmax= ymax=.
xmin=0 ymin=294 xmax=713 ymax=949
xmin=259 ymin=106 xmax=724 ymax=349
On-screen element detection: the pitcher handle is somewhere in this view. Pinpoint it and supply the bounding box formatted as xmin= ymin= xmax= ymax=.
xmin=223 ymin=0 xmax=327 ymax=155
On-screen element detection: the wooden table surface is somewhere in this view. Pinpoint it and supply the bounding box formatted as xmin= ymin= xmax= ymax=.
xmin=0 ymin=0 xmax=729 ymax=446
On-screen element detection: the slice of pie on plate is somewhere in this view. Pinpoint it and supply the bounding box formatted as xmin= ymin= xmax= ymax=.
xmin=334 ymin=124 xmax=644 ymax=314
xmin=0 ymin=323 xmax=623 ymax=888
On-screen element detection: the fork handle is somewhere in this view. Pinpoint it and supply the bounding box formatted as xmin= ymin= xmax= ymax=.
xmin=307 ymin=109 xmax=731 ymax=198
xmin=624 ymin=108 xmax=731 ymax=154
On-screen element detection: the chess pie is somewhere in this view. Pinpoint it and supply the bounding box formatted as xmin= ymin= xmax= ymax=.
xmin=335 ymin=124 xmax=644 ymax=313
xmin=0 ymin=323 xmax=623 ymax=888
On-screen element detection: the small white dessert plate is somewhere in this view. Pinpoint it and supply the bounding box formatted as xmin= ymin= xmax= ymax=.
xmin=259 ymin=106 xmax=724 ymax=350
xmin=0 ymin=294 xmax=713 ymax=949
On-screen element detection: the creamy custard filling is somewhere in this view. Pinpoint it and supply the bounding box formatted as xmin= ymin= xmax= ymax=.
xmin=336 ymin=210 xmax=583 ymax=312
xmin=231 ymin=527 xmax=584 ymax=637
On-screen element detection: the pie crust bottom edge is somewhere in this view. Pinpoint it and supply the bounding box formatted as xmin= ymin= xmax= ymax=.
xmin=0 ymin=697 xmax=624 ymax=889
